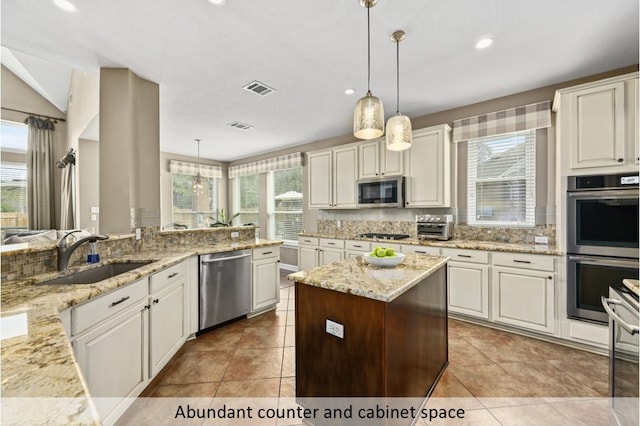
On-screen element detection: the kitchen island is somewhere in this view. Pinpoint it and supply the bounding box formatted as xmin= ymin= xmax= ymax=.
xmin=288 ymin=253 xmax=449 ymax=398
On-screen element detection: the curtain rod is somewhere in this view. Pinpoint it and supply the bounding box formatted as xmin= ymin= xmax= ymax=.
xmin=1 ymin=107 xmax=66 ymax=123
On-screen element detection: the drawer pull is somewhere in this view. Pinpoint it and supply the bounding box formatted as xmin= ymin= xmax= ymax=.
xmin=109 ymin=296 xmax=130 ymax=307
xmin=353 ymin=244 xmax=362 ymax=248
xmin=262 ymin=251 xmax=273 ymax=255
xmin=168 ymin=272 xmax=179 ymax=279
xmin=457 ymin=254 xmax=472 ymax=258
xmin=327 ymin=242 xmax=336 ymax=245
xmin=303 ymin=239 xmax=312 ymax=243
xmin=416 ymin=250 xmax=426 ymax=254
xmin=513 ymin=260 xmax=532 ymax=264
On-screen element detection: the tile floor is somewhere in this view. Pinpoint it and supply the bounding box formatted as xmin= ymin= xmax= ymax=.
xmin=123 ymin=271 xmax=620 ymax=425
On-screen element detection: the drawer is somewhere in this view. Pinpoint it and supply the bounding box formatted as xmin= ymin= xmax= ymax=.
xmin=345 ymin=240 xmax=371 ymax=251
xmin=298 ymin=237 xmax=319 ymax=246
xmin=402 ymin=245 xmax=440 ymax=256
xmin=150 ymin=261 xmax=187 ymax=294
xmin=320 ymin=238 xmax=344 ymax=249
xmin=72 ymin=278 xmax=148 ymax=336
xmin=441 ymin=248 xmax=489 ymax=264
xmin=492 ymin=252 xmax=555 ymax=272
xmin=252 ymin=246 xmax=280 ymax=261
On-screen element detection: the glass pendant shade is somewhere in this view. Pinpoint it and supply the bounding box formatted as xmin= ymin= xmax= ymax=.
xmin=386 ymin=113 xmax=412 ymax=151
xmin=354 ymin=91 xmax=385 ymax=140
xmin=193 ymin=173 xmax=204 ymax=193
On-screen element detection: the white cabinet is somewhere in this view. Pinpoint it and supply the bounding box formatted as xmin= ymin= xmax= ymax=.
xmin=298 ymin=237 xmax=319 ymax=271
xmin=401 ymin=245 xmax=440 ymax=256
xmin=491 ymin=252 xmax=555 ymax=334
xmin=307 ymin=145 xmax=358 ymax=209
xmin=319 ymin=238 xmax=344 ymax=265
xmin=358 ymin=138 xmax=403 ymax=179
xmin=251 ymin=247 xmax=280 ymax=313
xmin=73 ymin=297 xmax=148 ymax=425
xmin=404 ymin=124 xmax=452 ymax=207
xmin=554 ymin=73 xmax=639 ymax=172
xmin=148 ymin=262 xmax=189 ymax=377
xmin=442 ymin=248 xmax=490 ymax=320
xmin=345 ymin=240 xmax=371 ymax=259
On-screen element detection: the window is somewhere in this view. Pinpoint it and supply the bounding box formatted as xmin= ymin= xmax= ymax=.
xmin=268 ymin=167 xmax=303 ymax=243
xmin=171 ymin=174 xmax=218 ymax=228
xmin=1 ymin=121 xmax=29 ymax=229
xmin=234 ymin=174 xmax=259 ymax=226
xmin=467 ymin=129 xmax=536 ymax=227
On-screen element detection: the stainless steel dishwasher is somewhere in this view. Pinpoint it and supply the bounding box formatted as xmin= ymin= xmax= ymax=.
xmin=199 ymin=249 xmax=251 ymax=331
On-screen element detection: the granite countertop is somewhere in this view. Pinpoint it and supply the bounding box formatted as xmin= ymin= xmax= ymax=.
xmin=298 ymin=232 xmax=562 ymax=256
xmin=623 ymin=279 xmax=639 ymax=296
xmin=287 ymin=253 xmax=449 ymax=302
xmin=0 ymin=239 xmax=282 ymax=425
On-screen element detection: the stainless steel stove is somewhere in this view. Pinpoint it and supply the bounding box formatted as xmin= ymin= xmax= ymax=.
xmin=358 ymin=233 xmax=410 ymax=240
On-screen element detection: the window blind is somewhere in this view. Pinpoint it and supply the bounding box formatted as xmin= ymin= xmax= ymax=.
xmin=467 ymin=129 xmax=536 ymax=227
xmin=228 ymin=152 xmax=303 ymax=179
xmin=268 ymin=168 xmax=303 ymax=242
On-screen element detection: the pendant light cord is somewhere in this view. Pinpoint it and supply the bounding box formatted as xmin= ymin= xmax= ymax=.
xmin=367 ymin=5 xmax=371 ymax=93
xmin=395 ymin=38 xmax=400 ymax=114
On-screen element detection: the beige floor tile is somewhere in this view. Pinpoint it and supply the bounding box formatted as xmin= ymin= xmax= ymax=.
xmin=216 ymin=378 xmax=281 ymax=397
xmin=462 ymin=333 xmax=546 ymax=363
xmin=498 ymin=361 xmax=603 ymax=398
xmin=151 ymin=382 xmax=219 ymax=397
xmin=448 ymin=337 xmax=494 ymax=366
xmin=546 ymin=398 xmax=615 ymax=426
xmin=449 ymin=364 xmax=538 ymax=398
xmin=238 ymin=326 xmax=286 ymax=349
xmin=160 ymin=350 xmax=233 ymax=385
xmin=286 ymin=311 xmax=295 ymax=326
xmin=545 ymin=357 xmax=609 ymax=396
xmin=284 ymin=325 xmax=296 ymax=347
xmin=417 ymin=408 xmax=501 ymax=425
xmin=282 ymin=347 xmax=296 ymax=377
xmin=223 ymin=348 xmax=284 ymax=381
xmin=246 ymin=310 xmax=288 ymax=328
xmin=429 ymin=370 xmax=484 ymax=410
xmin=489 ymin=403 xmax=576 ymax=426
xmin=191 ymin=325 xmax=245 ymax=352
xmin=279 ymin=377 xmax=296 ymax=398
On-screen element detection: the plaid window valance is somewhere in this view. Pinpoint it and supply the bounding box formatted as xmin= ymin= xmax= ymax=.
xmin=452 ymin=101 xmax=551 ymax=143
xmin=168 ymin=160 xmax=222 ymax=178
xmin=229 ymin=152 xmax=303 ymax=179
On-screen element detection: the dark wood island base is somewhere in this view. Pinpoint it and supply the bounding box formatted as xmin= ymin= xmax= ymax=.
xmin=294 ymin=264 xmax=448 ymax=398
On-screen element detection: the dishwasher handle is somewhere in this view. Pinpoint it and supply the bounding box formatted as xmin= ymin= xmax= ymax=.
xmin=201 ymin=253 xmax=252 ymax=264
xmin=601 ymin=296 xmax=640 ymax=335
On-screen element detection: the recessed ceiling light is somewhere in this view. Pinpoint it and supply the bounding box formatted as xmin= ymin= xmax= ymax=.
xmin=475 ymin=38 xmax=493 ymax=50
xmin=53 ymin=0 xmax=77 ymax=12
xmin=344 ymin=89 xmax=355 ymax=95
xmin=208 ymin=0 xmax=226 ymax=5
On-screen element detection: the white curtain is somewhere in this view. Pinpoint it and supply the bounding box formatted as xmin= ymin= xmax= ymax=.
xmin=26 ymin=116 xmax=55 ymax=229
xmin=60 ymin=164 xmax=75 ymax=229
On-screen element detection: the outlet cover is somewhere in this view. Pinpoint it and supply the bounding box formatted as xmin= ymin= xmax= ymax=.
xmin=534 ymin=236 xmax=549 ymax=245
xmin=231 ymin=231 xmax=239 ymax=238
xmin=135 ymin=228 xmax=141 ymax=240
xmin=326 ymin=319 xmax=344 ymax=339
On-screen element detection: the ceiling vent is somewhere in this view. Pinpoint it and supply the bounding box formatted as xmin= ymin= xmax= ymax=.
xmin=243 ymin=80 xmax=276 ymax=96
xmin=228 ymin=121 xmax=253 ymax=131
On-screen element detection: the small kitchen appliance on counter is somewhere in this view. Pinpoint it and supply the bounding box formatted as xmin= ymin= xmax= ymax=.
xmin=416 ymin=214 xmax=453 ymax=241
xmin=358 ymin=233 xmax=410 ymax=240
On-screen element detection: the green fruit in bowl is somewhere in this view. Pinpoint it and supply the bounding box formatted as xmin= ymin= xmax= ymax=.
xmin=375 ymin=247 xmax=387 ymax=257
xmin=385 ymin=247 xmax=395 ymax=257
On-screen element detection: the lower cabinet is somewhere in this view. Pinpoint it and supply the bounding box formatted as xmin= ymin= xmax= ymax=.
xmin=345 ymin=240 xmax=371 ymax=259
xmin=298 ymin=237 xmax=319 ymax=271
xmin=73 ymin=298 xmax=148 ymax=425
xmin=251 ymin=247 xmax=280 ymax=313
xmin=448 ymin=261 xmax=490 ymax=320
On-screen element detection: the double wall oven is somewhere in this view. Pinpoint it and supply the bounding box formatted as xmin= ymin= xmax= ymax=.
xmin=566 ymin=173 xmax=639 ymax=323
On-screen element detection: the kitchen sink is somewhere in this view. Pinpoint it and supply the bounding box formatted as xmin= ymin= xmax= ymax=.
xmin=38 ymin=262 xmax=153 ymax=285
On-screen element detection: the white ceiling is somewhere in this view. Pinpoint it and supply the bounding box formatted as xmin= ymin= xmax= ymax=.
xmin=1 ymin=0 xmax=638 ymax=162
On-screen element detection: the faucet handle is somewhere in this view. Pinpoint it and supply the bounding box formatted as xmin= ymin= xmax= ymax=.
xmin=57 ymin=230 xmax=82 ymax=247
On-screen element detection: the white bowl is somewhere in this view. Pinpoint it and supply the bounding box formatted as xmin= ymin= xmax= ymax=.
xmin=363 ymin=252 xmax=406 ymax=267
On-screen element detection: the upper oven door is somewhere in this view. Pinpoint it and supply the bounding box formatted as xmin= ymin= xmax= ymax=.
xmin=567 ymin=188 xmax=639 ymax=258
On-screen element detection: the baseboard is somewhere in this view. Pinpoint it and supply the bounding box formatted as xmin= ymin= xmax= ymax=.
xmin=279 ymin=263 xmax=298 ymax=272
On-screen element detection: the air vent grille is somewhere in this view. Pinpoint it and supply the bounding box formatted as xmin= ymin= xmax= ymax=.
xmin=243 ymin=80 xmax=276 ymax=96
xmin=228 ymin=121 xmax=254 ymax=131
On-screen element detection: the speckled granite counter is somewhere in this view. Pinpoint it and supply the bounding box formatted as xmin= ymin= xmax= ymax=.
xmin=0 ymin=239 xmax=281 ymax=425
xmin=298 ymin=232 xmax=562 ymax=256
xmin=288 ymin=253 xmax=448 ymax=302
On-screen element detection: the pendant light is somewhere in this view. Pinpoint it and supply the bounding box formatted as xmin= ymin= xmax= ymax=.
xmin=353 ymin=0 xmax=384 ymax=140
xmin=386 ymin=30 xmax=412 ymax=151
xmin=193 ymin=139 xmax=204 ymax=193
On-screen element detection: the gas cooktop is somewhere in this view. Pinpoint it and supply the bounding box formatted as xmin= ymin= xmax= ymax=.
xmin=358 ymin=233 xmax=410 ymax=240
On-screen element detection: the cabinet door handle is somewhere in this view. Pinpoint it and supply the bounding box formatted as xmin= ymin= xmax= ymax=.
xmin=168 ymin=272 xmax=179 ymax=279
xmin=617 ymin=158 xmax=624 ymax=163
xmin=262 ymin=251 xmax=273 ymax=255
xmin=109 ymin=296 xmax=130 ymax=307
xmin=153 ymin=298 xmax=159 ymax=304
xmin=457 ymin=254 xmax=472 ymax=258
xmin=513 ymin=259 xmax=532 ymax=264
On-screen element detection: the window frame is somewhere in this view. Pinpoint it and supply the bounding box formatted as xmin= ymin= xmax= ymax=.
xmin=467 ymin=129 xmax=536 ymax=228
xmin=267 ymin=167 xmax=303 ymax=245
xmin=170 ymin=172 xmax=218 ymax=229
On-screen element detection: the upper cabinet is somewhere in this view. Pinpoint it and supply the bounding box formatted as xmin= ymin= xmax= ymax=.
xmin=404 ymin=124 xmax=452 ymax=207
xmin=554 ymin=73 xmax=639 ymax=173
xmin=307 ymin=145 xmax=358 ymax=209
xmin=358 ymin=138 xmax=403 ymax=179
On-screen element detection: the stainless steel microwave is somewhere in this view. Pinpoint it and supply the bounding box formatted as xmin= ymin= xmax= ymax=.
xmin=357 ymin=177 xmax=404 ymax=208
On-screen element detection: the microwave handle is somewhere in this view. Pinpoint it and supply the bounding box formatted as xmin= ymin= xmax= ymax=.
xmin=601 ymin=296 xmax=640 ymax=335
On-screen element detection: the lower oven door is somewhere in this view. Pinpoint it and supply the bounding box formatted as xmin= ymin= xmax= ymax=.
xmin=602 ymin=287 xmax=639 ymax=426
xmin=567 ymin=255 xmax=639 ymax=323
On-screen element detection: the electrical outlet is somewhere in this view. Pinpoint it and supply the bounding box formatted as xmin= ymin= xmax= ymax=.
xmin=326 ymin=319 xmax=344 ymax=339
xmin=135 ymin=228 xmax=141 ymax=240
xmin=231 ymin=231 xmax=239 ymax=238
xmin=535 ymin=236 xmax=549 ymax=245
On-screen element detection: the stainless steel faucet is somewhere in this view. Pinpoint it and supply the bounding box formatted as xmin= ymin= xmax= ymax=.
xmin=57 ymin=230 xmax=109 ymax=271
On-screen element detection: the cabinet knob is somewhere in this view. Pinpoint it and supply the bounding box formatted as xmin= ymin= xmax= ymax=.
xmin=617 ymin=158 xmax=624 ymax=163
xmin=153 ymin=298 xmax=159 ymax=304
xmin=548 ymin=276 xmax=553 ymax=280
